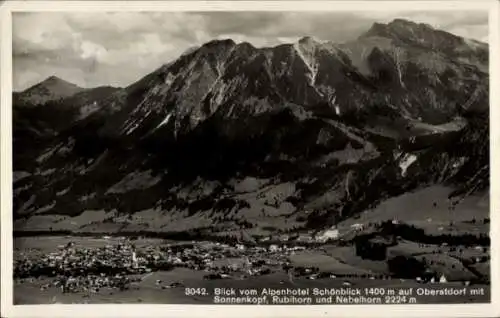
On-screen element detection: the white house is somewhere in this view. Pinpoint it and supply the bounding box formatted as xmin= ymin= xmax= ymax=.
xmin=132 ymin=251 xmax=138 ymax=268
xmin=351 ymin=223 xmax=364 ymax=231
xmin=439 ymin=274 xmax=448 ymax=283
xmin=269 ymin=244 xmax=279 ymax=252
xmin=334 ymin=105 xmax=341 ymax=116
xmin=316 ymin=228 xmax=340 ymax=242
xmin=236 ymin=244 xmax=246 ymax=251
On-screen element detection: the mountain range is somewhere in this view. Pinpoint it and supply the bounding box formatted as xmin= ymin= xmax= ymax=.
xmin=12 ymin=18 xmax=489 ymax=241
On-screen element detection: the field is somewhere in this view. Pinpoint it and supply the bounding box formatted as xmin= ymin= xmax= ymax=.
xmin=13 ymin=236 xmax=490 ymax=305
xmin=335 ymin=186 xmax=489 ymax=233
xmin=13 ymin=185 xmax=491 ymax=305
xmin=15 ymin=270 xmax=490 ymax=305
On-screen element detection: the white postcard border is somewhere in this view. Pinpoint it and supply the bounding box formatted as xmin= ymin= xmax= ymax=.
xmin=1 ymin=1 xmax=499 ymax=317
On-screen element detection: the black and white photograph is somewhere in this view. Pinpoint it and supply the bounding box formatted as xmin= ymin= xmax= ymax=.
xmin=1 ymin=1 xmax=499 ymax=317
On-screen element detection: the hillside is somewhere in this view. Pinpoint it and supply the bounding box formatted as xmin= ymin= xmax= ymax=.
xmin=13 ymin=19 xmax=489 ymax=242
xmin=14 ymin=76 xmax=86 ymax=106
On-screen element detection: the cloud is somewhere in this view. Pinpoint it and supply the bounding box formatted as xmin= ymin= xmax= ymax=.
xmin=12 ymin=11 xmax=488 ymax=91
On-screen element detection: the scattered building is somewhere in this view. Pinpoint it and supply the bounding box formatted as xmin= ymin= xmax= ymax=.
xmin=351 ymin=223 xmax=364 ymax=231
xmin=268 ymin=244 xmax=279 ymax=253
xmin=315 ymin=228 xmax=340 ymax=242
xmin=439 ymin=274 xmax=447 ymax=283
xmin=236 ymin=244 xmax=246 ymax=251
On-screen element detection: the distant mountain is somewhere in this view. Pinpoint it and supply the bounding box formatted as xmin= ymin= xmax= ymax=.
xmin=12 ymin=19 xmax=489 ymax=239
xmin=14 ymin=76 xmax=86 ymax=107
xmin=362 ymin=19 xmax=487 ymax=55
xmin=12 ymin=83 xmax=121 ymax=169
xmin=79 ymin=20 xmax=487 ymax=144
xmin=180 ymin=45 xmax=201 ymax=57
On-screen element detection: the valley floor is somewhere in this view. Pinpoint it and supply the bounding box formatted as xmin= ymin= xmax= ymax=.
xmin=13 ymin=234 xmax=490 ymax=305
xmin=13 ymin=186 xmax=491 ymax=305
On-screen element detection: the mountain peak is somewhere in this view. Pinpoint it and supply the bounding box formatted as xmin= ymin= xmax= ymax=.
xmin=45 ymin=75 xmax=60 ymax=81
xmin=17 ymin=75 xmax=85 ymax=106
xmin=390 ymin=18 xmax=414 ymax=25
xmin=180 ymin=45 xmax=200 ymax=57
xmin=39 ymin=75 xmax=77 ymax=87
xmin=388 ymin=18 xmax=432 ymax=29
xmin=359 ymin=22 xmax=390 ymax=39
xmin=298 ymin=36 xmax=317 ymax=43
xmin=296 ymin=36 xmax=323 ymax=53
xmin=202 ymin=38 xmax=236 ymax=49
xmin=387 ymin=18 xmax=436 ymax=35
xmin=360 ymin=18 xmax=468 ymax=52
xmin=298 ymin=36 xmax=323 ymax=46
xmin=361 ymin=19 xmax=435 ymax=39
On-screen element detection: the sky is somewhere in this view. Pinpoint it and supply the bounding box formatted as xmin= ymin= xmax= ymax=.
xmin=12 ymin=11 xmax=489 ymax=91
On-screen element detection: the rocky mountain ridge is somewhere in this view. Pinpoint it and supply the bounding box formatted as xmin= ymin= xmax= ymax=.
xmin=14 ymin=76 xmax=87 ymax=107
xmin=12 ymin=19 xmax=489 ymax=240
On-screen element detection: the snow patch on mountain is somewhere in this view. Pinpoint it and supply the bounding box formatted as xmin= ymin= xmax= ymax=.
xmin=452 ymin=157 xmax=467 ymax=169
xmin=36 ymin=144 xmax=62 ymax=163
xmin=293 ymin=40 xmax=319 ymax=86
xmin=119 ymin=72 xmax=178 ymax=135
xmin=77 ymin=151 xmax=109 ymax=175
xmin=56 ymin=187 xmax=71 ymax=197
xmin=164 ymin=73 xmax=175 ymax=86
xmin=19 ymin=195 xmax=36 ymax=214
xmin=211 ymin=81 xmax=228 ymax=106
xmin=79 ymin=193 xmax=96 ymax=202
xmin=79 ymin=101 xmax=100 ymax=120
xmin=34 ymin=201 xmax=56 ymax=214
xmin=122 ymin=108 xmax=153 ymax=135
xmin=13 ymin=171 xmax=31 ymax=183
xmin=399 ymin=153 xmax=418 ymax=177
xmin=155 ymin=113 xmax=172 ymax=130
xmin=125 ymin=123 xmax=139 ymax=135
xmin=106 ymin=170 xmax=162 ymax=194
xmin=38 ymin=168 xmax=56 ymax=176
xmin=56 ymin=138 xmax=75 ymax=156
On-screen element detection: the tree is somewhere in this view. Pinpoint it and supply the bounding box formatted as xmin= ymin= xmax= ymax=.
xmin=388 ymin=255 xmax=426 ymax=278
